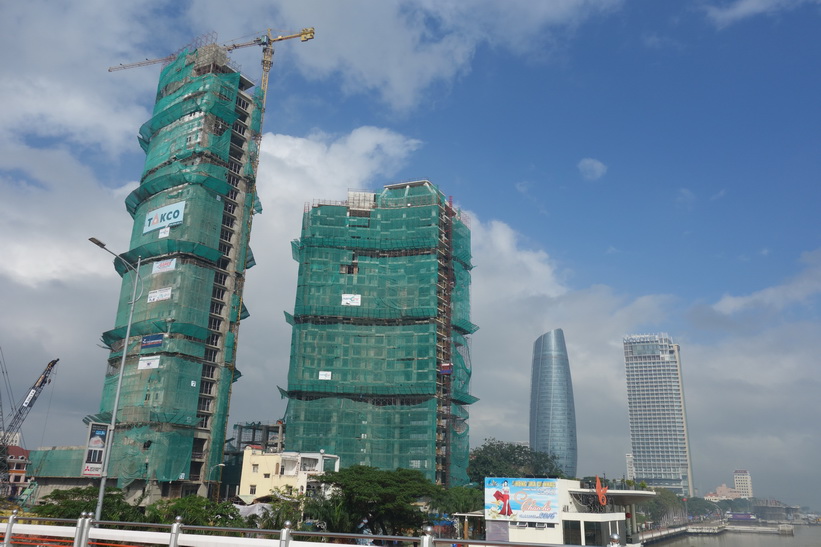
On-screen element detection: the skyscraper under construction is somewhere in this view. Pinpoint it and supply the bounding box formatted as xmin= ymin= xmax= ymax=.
xmin=281 ymin=182 xmax=477 ymax=486
xmin=84 ymin=42 xmax=264 ymax=499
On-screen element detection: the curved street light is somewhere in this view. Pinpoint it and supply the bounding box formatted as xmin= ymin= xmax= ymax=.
xmin=89 ymin=237 xmax=142 ymax=523
xmin=209 ymin=463 xmax=226 ymax=501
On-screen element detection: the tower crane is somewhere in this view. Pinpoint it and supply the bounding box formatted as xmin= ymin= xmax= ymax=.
xmin=108 ymin=27 xmax=314 ymax=113
xmin=108 ymin=27 xmax=314 ymax=181
xmin=0 ymin=359 xmax=60 ymax=494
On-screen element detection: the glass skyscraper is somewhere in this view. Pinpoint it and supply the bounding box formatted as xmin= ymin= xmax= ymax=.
xmin=623 ymin=333 xmax=694 ymax=496
xmin=529 ymin=329 xmax=577 ymax=478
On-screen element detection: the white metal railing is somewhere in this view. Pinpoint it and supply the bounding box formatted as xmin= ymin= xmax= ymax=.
xmin=0 ymin=511 xmax=578 ymax=547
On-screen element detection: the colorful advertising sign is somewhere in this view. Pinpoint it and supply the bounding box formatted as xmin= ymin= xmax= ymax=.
xmin=152 ymin=258 xmax=176 ymax=274
xmin=484 ymin=477 xmax=559 ymax=523
xmin=81 ymin=422 xmax=108 ymax=477
xmin=143 ymin=201 xmax=185 ymax=234
xmin=141 ymin=334 xmax=164 ymax=349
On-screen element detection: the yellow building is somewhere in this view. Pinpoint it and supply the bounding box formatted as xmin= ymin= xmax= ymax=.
xmin=238 ymin=446 xmax=339 ymax=503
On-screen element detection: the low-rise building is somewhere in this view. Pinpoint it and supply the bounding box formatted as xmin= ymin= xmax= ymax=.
xmin=455 ymin=478 xmax=655 ymax=546
xmin=4 ymin=445 xmax=31 ymax=499
xmin=238 ymin=446 xmax=339 ymax=503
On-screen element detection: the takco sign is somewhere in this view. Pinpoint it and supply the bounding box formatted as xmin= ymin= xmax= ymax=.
xmin=144 ymin=201 xmax=185 ymax=233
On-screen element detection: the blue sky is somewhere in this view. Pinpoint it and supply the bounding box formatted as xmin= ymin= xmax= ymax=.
xmin=1 ymin=1 xmax=820 ymax=510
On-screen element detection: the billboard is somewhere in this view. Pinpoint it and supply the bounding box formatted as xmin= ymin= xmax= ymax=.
xmin=152 ymin=258 xmax=176 ymax=274
xmin=147 ymin=287 xmax=172 ymax=303
xmin=143 ymin=201 xmax=185 ymax=234
xmin=81 ymin=422 xmax=109 ymax=477
xmin=341 ymin=294 xmax=361 ymax=306
xmin=138 ymin=356 xmax=161 ymax=370
xmin=484 ymin=477 xmax=559 ymax=523
xmin=141 ymin=334 xmax=164 ymax=349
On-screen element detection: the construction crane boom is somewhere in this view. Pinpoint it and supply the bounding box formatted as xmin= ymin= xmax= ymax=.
xmin=1 ymin=359 xmax=60 ymax=446
xmin=107 ymin=28 xmax=315 ymax=86
xmin=0 ymin=359 xmax=59 ymax=496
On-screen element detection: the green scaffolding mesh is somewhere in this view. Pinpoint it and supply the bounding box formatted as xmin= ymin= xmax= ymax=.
xmin=91 ymin=356 xmax=201 ymax=487
xmin=101 ymin=259 xmax=215 ymax=348
xmin=84 ymin=42 xmax=262 ymax=489
xmin=285 ymin=397 xmax=439 ymax=475
xmin=284 ymin=182 xmax=475 ymax=485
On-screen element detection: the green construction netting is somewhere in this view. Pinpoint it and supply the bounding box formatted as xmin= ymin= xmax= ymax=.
xmin=452 ymin=217 xmax=472 ymax=268
xmin=94 ymin=355 xmax=202 ymax=486
xmin=88 ymin=43 xmax=261 ymax=490
xmin=130 ymin=185 xmax=226 ymax=251
xmin=300 ymin=204 xmax=441 ymax=252
xmin=141 ymin=64 xmax=239 ymax=153
xmin=28 ymin=448 xmax=85 ymax=478
xmin=109 ymin=424 xmax=194 ymax=487
xmin=452 ymin=261 xmax=478 ymax=334
xmin=284 ymin=181 xmax=476 ymax=485
xmin=98 ymin=355 xmax=201 ymax=426
xmin=285 ymin=397 xmax=440 ymax=483
xmin=449 ymin=403 xmax=470 ymax=485
xmin=114 ymin=240 xmax=222 ymax=275
xmin=287 ymin=322 xmax=439 ymax=390
xmin=205 ymin=361 xmax=235 ymax=475
xmin=102 ymin=259 xmax=215 ymax=347
xmin=126 ymin=162 xmax=232 ymax=216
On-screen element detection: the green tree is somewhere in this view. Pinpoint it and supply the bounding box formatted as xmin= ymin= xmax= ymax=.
xmin=637 ymin=488 xmax=682 ymax=524
xmin=468 ymin=438 xmax=563 ymax=484
xmin=430 ymin=486 xmax=483 ymax=515
xmin=249 ymin=490 xmax=306 ymax=530
xmin=304 ymin=492 xmax=358 ymax=534
xmin=32 ymin=486 xmax=144 ymax=522
xmin=315 ymin=466 xmax=441 ymax=535
xmin=145 ymin=495 xmax=243 ymax=527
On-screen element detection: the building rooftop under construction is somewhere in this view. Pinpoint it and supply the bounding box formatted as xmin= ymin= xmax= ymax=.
xmin=280 ymin=181 xmax=477 ymax=486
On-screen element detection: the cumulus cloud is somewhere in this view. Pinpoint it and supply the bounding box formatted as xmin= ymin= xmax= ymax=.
xmin=577 ymin=158 xmax=608 ymax=180
xmin=703 ymin=0 xmax=821 ymax=28
xmin=183 ymin=0 xmax=623 ymax=111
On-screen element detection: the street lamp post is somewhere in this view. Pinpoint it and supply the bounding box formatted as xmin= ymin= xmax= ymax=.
xmin=208 ymin=463 xmax=226 ymax=501
xmin=89 ymin=238 xmax=142 ymax=523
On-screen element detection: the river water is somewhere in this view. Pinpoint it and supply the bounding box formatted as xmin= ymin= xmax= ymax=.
xmin=659 ymin=525 xmax=821 ymax=547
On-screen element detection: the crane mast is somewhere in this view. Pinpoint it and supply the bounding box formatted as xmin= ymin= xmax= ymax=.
xmin=0 ymin=359 xmax=59 ymax=495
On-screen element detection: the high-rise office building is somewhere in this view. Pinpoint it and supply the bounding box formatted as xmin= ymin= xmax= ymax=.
xmin=281 ymin=181 xmax=477 ymax=486
xmin=529 ymin=329 xmax=577 ymax=478
xmin=83 ymin=43 xmax=263 ymax=500
xmin=623 ymin=333 xmax=694 ymax=496
xmin=733 ymin=469 xmax=753 ymax=498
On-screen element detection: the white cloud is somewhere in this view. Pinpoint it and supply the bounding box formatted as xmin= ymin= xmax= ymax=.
xmin=704 ymin=0 xmax=821 ymax=28
xmin=712 ymin=249 xmax=821 ymax=314
xmin=710 ymin=189 xmax=727 ymax=201
xmin=577 ymin=158 xmax=608 ymax=180
xmin=676 ymin=187 xmax=696 ymax=209
xmin=182 ymin=0 xmax=623 ymax=111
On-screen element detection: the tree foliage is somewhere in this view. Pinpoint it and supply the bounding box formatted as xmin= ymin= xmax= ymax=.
xmin=314 ymin=466 xmax=441 ymax=535
xmin=32 ymin=486 xmax=144 ymax=522
xmin=144 ymin=495 xmax=243 ymax=527
xmin=247 ymin=491 xmax=306 ymax=530
xmin=637 ymin=488 xmax=682 ymax=523
xmin=429 ymin=486 xmax=483 ymax=515
xmin=467 ymin=438 xmax=563 ymax=484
